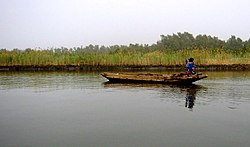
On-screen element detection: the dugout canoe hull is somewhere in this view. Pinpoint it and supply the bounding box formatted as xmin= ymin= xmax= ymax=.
xmin=101 ymin=72 xmax=208 ymax=84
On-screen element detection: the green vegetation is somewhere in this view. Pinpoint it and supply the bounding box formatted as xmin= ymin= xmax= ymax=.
xmin=1 ymin=32 xmax=250 ymax=66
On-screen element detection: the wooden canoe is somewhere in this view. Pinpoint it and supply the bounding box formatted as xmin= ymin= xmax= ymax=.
xmin=101 ymin=72 xmax=208 ymax=84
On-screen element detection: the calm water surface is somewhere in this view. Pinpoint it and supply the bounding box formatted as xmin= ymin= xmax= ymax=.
xmin=0 ymin=71 xmax=250 ymax=147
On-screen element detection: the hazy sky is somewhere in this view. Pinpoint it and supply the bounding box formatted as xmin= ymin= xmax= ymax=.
xmin=1 ymin=0 xmax=250 ymax=49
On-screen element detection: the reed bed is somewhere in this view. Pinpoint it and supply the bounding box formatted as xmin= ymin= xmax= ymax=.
xmin=0 ymin=48 xmax=249 ymax=67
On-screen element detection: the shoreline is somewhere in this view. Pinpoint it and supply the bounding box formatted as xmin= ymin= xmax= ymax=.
xmin=0 ymin=64 xmax=250 ymax=71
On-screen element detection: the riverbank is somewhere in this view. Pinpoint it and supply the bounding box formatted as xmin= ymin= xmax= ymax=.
xmin=1 ymin=64 xmax=250 ymax=71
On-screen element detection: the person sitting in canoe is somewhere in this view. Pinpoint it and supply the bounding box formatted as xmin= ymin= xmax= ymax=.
xmin=186 ymin=58 xmax=196 ymax=75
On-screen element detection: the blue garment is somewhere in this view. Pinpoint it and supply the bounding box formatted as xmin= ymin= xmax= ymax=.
xmin=186 ymin=62 xmax=195 ymax=74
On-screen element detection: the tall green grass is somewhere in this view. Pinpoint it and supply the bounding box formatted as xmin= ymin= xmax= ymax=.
xmin=0 ymin=48 xmax=249 ymax=66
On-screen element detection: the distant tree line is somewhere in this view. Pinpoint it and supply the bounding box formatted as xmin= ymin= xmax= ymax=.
xmin=157 ymin=32 xmax=250 ymax=51
xmin=1 ymin=32 xmax=250 ymax=66
xmin=1 ymin=32 xmax=250 ymax=53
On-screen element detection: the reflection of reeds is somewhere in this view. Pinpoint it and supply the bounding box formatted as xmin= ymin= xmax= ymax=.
xmin=0 ymin=49 xmax=249 ymax=66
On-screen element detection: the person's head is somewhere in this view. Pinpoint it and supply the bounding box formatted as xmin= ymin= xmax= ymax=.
xmin=188 ymin=58 xmax=194 ymax=62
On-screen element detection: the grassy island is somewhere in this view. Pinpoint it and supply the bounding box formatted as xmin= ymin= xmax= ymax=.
xmin=1 ymin=32 xmax=250 ymax=71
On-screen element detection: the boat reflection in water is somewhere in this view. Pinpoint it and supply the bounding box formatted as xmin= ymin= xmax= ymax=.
xmin=103 ymin=82 xmax=206 ymax=110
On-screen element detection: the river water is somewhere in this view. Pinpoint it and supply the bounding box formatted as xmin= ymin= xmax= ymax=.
xmin=0 ymin=71 xmax=250 ymax=147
